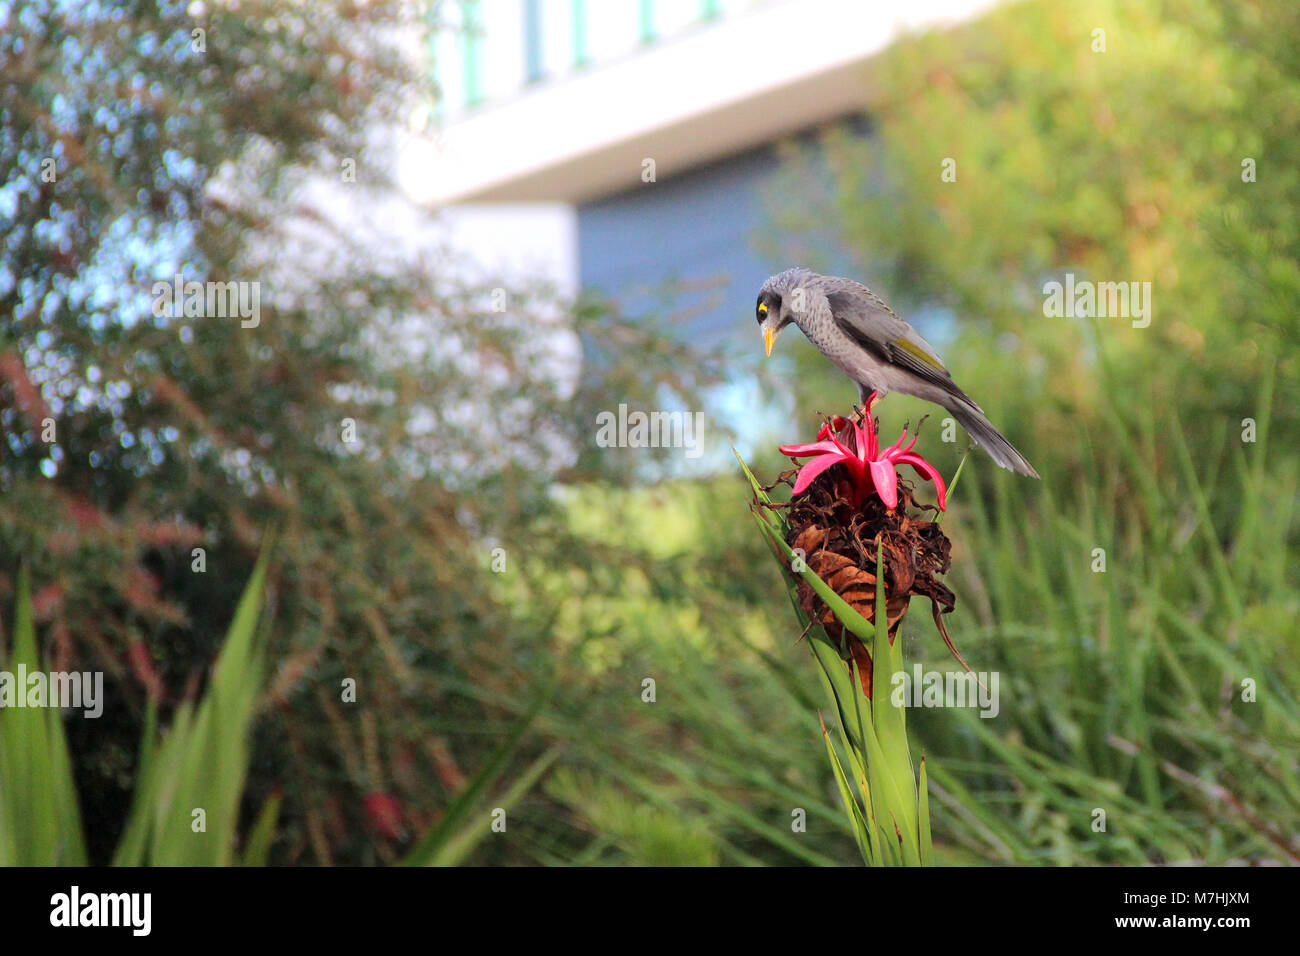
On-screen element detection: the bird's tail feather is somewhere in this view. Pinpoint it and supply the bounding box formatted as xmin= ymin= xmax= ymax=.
xmin=948 ymin=401 xmax=1039 ymax=478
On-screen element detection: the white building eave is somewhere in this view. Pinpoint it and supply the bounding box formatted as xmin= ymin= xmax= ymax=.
xmin=411 ymin=0 xmax=999 ymax=206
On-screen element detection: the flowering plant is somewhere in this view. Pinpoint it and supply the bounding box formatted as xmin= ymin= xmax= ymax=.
xmin=738 ymin=394 xmax=971 ymax=866
xmin=778 ymin=392 xmax=946 ymax=511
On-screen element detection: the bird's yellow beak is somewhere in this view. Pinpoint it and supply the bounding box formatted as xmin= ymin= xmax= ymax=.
xmin=763 ymin=327 xmax=776 ymax=357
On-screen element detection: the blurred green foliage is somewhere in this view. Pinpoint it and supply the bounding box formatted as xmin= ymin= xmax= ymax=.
xmin=1 ymin=556 xmax=272 ymax=865
xmin=2 ymin=0 xmax=1297 ymax=867
xmin=0 ymin=0 xmax=711 ymax=865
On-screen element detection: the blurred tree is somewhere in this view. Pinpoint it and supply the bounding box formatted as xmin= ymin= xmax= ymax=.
xmin=0 ymin=0 xmax=712 ymax=863
xmin=763 ymin=0 xmax=1299 ymax=490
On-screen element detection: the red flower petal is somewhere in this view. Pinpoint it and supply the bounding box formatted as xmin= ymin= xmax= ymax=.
xmin=894 ymin=452 xmax=948 ymax=511
xmin=816 ymin=416 xmax=850 ymax=441
xmin=780 ymin=396 xmax=948 ymax=513
xmin=778 ymin=440 xmax=840 ymax=457
xmin=880 ymin=428 xmax=912 ymax=459
xmin=790 ymin=453 xmax=848 ymax=496
xmin=868 ymin=459 xmax=899 ymax=509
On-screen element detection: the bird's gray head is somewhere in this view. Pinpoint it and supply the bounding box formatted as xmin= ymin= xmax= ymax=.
xmin=756 ymin=267 xmax=817 ymax=356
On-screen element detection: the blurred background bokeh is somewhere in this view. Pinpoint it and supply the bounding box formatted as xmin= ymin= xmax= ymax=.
xmin=2 ymin=0 xmax=1297 ymax=865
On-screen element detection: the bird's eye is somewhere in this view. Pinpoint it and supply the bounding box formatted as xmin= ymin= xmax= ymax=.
xmin=757 ymin=302 xmax=769 ymax=318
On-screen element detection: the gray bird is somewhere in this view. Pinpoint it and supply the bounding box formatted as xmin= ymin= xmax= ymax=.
xmin=757 ymin=267 xmax=1038 ymax=477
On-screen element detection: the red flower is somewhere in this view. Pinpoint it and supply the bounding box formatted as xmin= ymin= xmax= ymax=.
xmin=778 ymin=392 xmax=947 ymax=511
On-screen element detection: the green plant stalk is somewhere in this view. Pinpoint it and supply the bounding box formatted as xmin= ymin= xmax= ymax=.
xmin=934 ymin=447 xmax=970 ymax=525
xmin=114 ymin=547 xmax=271 ymax=865
xmin=736 ymin=448 xmax=933 ymax=865
xmin=0 ymin=568 xmax=87 ymax=865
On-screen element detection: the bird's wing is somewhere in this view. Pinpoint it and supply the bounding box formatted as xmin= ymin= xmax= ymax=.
xmin=822 ymin=276 xmax=979 ymax=409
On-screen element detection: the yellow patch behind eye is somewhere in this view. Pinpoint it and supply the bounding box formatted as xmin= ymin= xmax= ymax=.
xmin=758 ymin=303 xmax=768 ymax=316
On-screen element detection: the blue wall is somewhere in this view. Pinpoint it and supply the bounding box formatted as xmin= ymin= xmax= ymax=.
xmin=575 ymin=133 xmax=869 ymax=361
xmin=576 ymin=146 xmax=784 ymax=354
